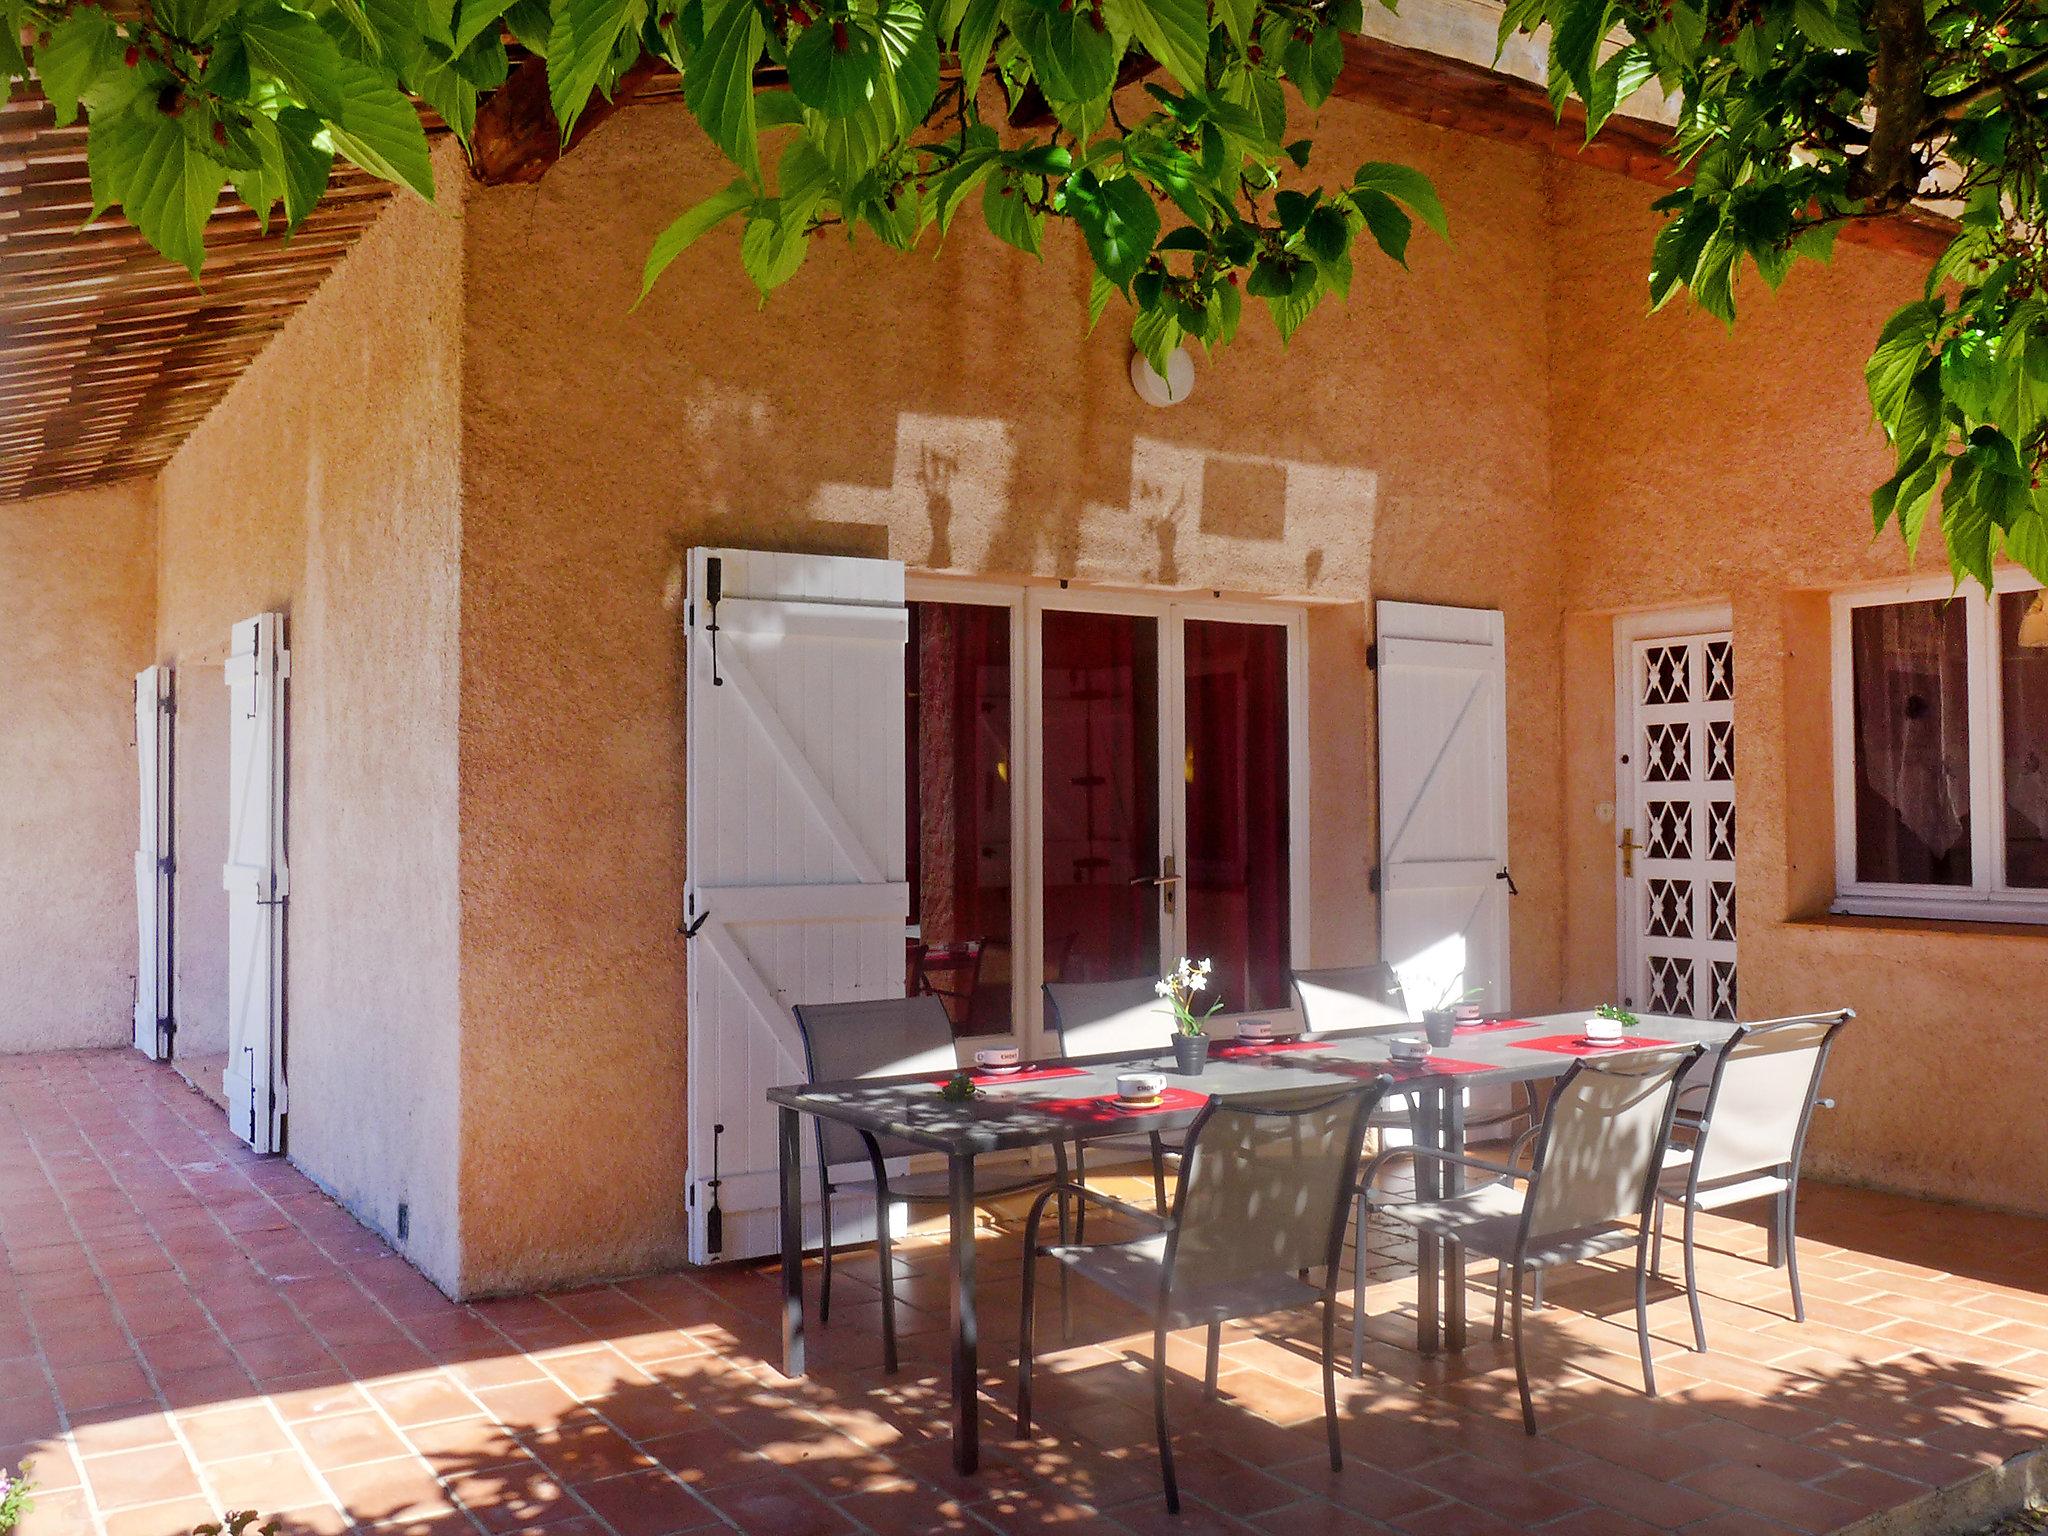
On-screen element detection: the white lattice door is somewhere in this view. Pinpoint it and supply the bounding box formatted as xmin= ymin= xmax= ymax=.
xmin=1621 ymin=633 xmax=1737 ymax=1020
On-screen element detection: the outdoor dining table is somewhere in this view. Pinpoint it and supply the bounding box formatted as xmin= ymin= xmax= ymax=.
xmin=768 ymin=1008 xmax=1742 ymax=1473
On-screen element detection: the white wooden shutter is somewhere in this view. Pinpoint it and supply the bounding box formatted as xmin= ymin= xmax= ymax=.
xmin=134 ymin=666 xmax=174 ymax=1061
xmin=223 ymin=613 xmax=288 ymax=1152
xmin=1375 ymin=601 xmax=1512 ymax=1015
xmin=684 ymin=549 xmax=909 ymax=1263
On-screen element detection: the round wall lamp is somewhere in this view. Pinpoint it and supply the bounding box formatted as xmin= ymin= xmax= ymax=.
xmin=1130 ymin=346 xmax=1195 ymax=407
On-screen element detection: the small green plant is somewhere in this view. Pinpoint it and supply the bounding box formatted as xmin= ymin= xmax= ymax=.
xmin=1157 ymin=958 xmax=1224 ymax=1037
xmin=193 ymin=1513 xmax=280 ymax=1536
xmin=938 ymin=1072 xmax=979 ymax=1103
xmin=0 ymin=1461 xmax=34 ymax=1534
xmin=1594 ymin=1003 xmax=1640 ymax=1030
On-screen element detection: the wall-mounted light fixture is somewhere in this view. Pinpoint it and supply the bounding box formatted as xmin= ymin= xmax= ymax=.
xmin=1130 ymin=346 xmax=1194 ymax=407
xmin=2020 ymin=589 xmax=2048 ymax=649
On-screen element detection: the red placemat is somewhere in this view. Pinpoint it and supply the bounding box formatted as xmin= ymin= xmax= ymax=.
xmin=1511 ymin=1033 xmax=1675 ymax=1057
xmin=1381 ymin=1055 xmax=1492 ymax=1081
xmin=936 ymin=1063 xmax=1090 ymax=1087
xmin=1211 ymin=1038 xmax=1328 ymax=1060
xmin=1038 ymin=1087 xmax=1209 ymax=1123
xmin=1454 ymin=1017 xmax=1541 ymax=1036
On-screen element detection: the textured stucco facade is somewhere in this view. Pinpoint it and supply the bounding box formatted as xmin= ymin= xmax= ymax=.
xmin=148 ymin=141 xmax=469 ymax=1292
xmin=0 ymin=479 xmax=156 ymax=1055
xmin=3 ymin=87 xmax=2032 ymax=1299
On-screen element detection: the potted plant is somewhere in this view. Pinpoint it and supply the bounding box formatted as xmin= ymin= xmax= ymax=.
xmin=1158 ymin=957 xmax=1223 ymax=1075
xmin=0 ymin=1463 xmax=34 ymax=1535
xmin=1419 ymin=974 xmax=1486 ymax=1048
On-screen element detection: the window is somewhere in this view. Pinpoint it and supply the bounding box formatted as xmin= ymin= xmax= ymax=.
xmin=1832 ymin=573 xmax=2048 ymax=922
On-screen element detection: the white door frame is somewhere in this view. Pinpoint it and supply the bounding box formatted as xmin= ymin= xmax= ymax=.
xmin=223 ymin=613 xmax=289 ymax=1152
xmin=134 ymin=665 xmax=175 ymax=1061
xmin=910 ymin=578 xmax=1309 ymax=1059
xmin=1612 ymin=602 xmax=1734 ymax=1007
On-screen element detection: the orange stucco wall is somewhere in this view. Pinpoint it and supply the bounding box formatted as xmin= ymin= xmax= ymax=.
xmin=449 ymin=97 xmax=1567 ymax=1292
xmin=1548 ymin=159 xmax=2048 ymax=1214
xmin=150 ymin=144 xmax=469 ymax=1291
xmin=0 ymin=480 xmax=156 ymax=1053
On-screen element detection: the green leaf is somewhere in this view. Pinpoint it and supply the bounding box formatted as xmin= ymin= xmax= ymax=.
xmin=276 ymin=107 xmax=334 ymax=228
xmin=87 ymin=103 xmax=228 ymax=276
xmin=739 ymin=209 xmax=807 ymax=293
xmin=1549 ymin=0 xmax=1610 ymax=104
xmin=876 ymin=0 xmax=939 ymax=124
xmin=239 ymin=4 xmax=349 ymax=117
xmin=1088 ymin=267 xmax=1118 ymax=330
xmin=1942 ymin=457 xmax=1996 ymax=590
xmin=982 ymin=170 xmax=1042 ymax=255
xmin=1099 ymin=0 xmax=1206 ymax=90
xmin=640 ymin=180 xmax=751 ymax=297
xmin=955 ymin=0 xmax=1000 ymax=86
xmin=1066 ymin=168 xmax=1159 ymax=289
xmin=1 ymin=3 xmax=28 ymax=93
xmin=1130 ymin=303 xmax=1182 ymax=381
xmin=1866 ymin=299 xmax=1942 ymax=427
xmin=1584 ymin=43 xmax=1652 ymax=138
xmin=1351 ymin=188 xmax=1411 ymax=265
xmin=1280 ymin=23 xmax=1343 ymax=109
xmin=1011 ymin=4 xmax=1118 ymax=106
xmin=37 ymin=6 xmax=120 ymax=126
xmin=787 ymin=19 xmax=881 ymax=117
xmin=452 ymin=0 xmax=510 ymax=52
xmin=156 ymin=0 xmax=244 ymax=42
xmin=1348 ymin=162 xmax=1445 ymax=239
xmin=546 ymin=0 xmax=646 ymax=138
xmin=1791 ymin=0 xmax=1862 ymax=50
xmin=2007 ymin=502 xmax=2048 ymax=583
xmin=1940 ymin=328 xmax=2002 ymax=425
xmin=685 ymin=0 xmax=765 ymax=179
xmin=1648 ymin=207 xmax=1712 ymax=309
xmin=323 ymin=57 xmax=435 ymax=195
xmin=1214 ymin=0 xmax=1253 ymax=51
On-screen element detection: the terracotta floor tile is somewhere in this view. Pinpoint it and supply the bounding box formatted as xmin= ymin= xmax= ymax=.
xmin=292 ymin=1411 xmax=412 ymax=1471
xmin=367 ymin=1374 xmax=486 ymax=1429
xmin=13 ymin=1486 xmax=94 ymax=1536
xmin=696 ymin=1471 xmax=862 ymax=1536
xmin=102 ymin=1496 xmax=219 ymax=1536
xmin=84 ymin=1442 xmax=207 ymax=1510
xmin=70 ymin=1408 xmax=177 ymax=1457
xmin=573 ymin=1468 xmax=723 ymax=1535
xmin=200 ymin=1446 xmax=328 ymax=1511
xmin=323 ymin=1454 xmax=454 ymax=1523
xmin=181 ymin=1403 xmax=295 ymax=1462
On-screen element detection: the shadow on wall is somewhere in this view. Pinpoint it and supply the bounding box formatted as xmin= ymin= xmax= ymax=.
xmin=659 ymin=398 xmax=1380 ymax=594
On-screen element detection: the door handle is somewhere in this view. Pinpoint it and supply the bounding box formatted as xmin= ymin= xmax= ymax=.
xmin=1619 ymin=829 xmax=1640 ymax=879
xmin=1129 ymin=856 xmax=1179 ymax=914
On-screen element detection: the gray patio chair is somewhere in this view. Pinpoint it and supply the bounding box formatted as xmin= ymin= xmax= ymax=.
xmin=1016 ymin=1080 xmax=1389 ymax=1512
xmin=1295 ymin=964 xmax=1542 ymax=1368
xmin=1651 ymin=1009 xmax=1852 ymax=1353
xmin=1358 ymin=1044 xmax=1703 ymax=1433
xmin=792 ymin=995 xmax=1067 ymax=1375
xmin=1043 ymin=977 xmax=1181 ymax=1218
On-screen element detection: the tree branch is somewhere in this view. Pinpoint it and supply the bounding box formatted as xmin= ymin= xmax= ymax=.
xmin=1847 ymin=0 xmax=1934 ymax=207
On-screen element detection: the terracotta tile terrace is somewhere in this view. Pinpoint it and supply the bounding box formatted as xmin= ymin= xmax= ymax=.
xmin=5 ymin=1049 xmax=2047 ymax=1536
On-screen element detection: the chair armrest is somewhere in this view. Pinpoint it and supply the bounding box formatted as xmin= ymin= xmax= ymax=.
xmin=1358 ymin=1142 xmax=1531 ymax=1201
xmin=1022 ymin=1181 xmax=1166 ymax=1255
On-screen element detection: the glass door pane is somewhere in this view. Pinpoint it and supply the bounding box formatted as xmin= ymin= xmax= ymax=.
xmin=1183 ymin=620 xmax=1292 ymax=1013
xmin=2001 ymin=589 xmax=2048 ymax=888
xmin=1850 ymin=599 xmax=1972 ymax=885
xmin=906 ymin=602 xmax=1014 ymax=1037
xmin=1040 ymin=610 xmax=1162 ymax=984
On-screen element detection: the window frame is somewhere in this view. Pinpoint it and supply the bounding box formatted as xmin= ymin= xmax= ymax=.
xmin=1830 ymin=568 xmax=2048 ymax=923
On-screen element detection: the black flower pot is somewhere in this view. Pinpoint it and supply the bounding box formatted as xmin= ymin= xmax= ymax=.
xmin=1172 ymin=1034 xmax=1209 ymax=1076
xmin=1423 ymin=1010 xmax=1457 ymax=1049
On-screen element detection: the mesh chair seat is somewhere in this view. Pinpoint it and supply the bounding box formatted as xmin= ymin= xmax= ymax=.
xmin=1044 ymin=1232 xmax=1324 ymax=1328
xmin=1383 ymin=1182 xmax=1641 ymax=1270
xmin=1656 ymin=1163 xmax=1790 ymax=1210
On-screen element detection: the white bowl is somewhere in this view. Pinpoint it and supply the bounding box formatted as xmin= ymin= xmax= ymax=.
xmin=1388 ymin=1034 xmax=1432 ymax=1063
xmin=1236 ymin=1019 xmax=1276 ymax=1041
xmin=1116 ymin=1070 xmax=1167 ymax=1101
xmin=974 ymin=1046 xmax=1020 ymax=1070
xmin=1583 ymin=1019 xmax=1625 ymax=1043
xmin=1454 ymin=1003 xmax=1484 ymax=1023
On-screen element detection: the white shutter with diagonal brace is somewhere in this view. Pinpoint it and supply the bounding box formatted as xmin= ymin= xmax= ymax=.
xmin=684 ymin=549 xmax=910 ymax=1264
xmin=1375 ymin=601 xmax=1512 ymax=1015
xmin=134 ymin=666 xmax=174 ymax=1061
xmin=223 ymin=613 xmax=288 ymax=1152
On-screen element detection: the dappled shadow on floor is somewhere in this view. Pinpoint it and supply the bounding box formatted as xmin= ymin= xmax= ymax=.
xmin=5 ymin=1049 xmax=2048 ymax=1536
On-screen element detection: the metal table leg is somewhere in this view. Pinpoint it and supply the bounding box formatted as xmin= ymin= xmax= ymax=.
xmin=1414 ymin=1089 xmax=1440 ymax=1356
xmin=948 ymin=1151 xmax=979 ymax=1473
xmin=1443 ymin=1087 xmax=1467 ymax=1351
xmin=778 ymin=1104 xmax=805 ymax=1378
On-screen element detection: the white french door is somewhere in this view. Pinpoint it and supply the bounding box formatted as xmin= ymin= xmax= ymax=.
xmin=134 ymin=665 xmax=174 ymax=1061
xmin=912 ymin=584 xmax=1308 ymax=1057
xmin=1615 ymin=611 xmax=1737 ymax=1020
xmin=223 ymin=613 xmax=289 ymax=1152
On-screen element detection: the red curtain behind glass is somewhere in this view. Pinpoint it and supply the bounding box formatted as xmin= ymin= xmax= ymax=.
xmin=1184 ymin=620 xmax=1291 ymax=1013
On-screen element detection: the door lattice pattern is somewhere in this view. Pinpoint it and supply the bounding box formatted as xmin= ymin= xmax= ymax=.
xmin=1627 ymin=632 xmax=1737 ymax=1020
